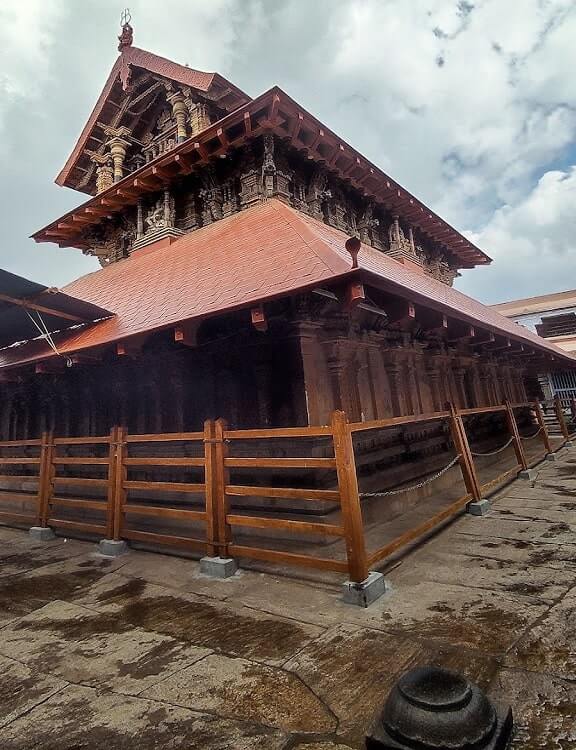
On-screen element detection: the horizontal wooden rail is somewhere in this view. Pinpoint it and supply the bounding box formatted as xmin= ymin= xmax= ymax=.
xmin=368 ymin=493 xmax=472 ymax=566
xmin=125 ymin=432 xmax=204 ymax=443
xmin=52 ymin=457 xmax=110 ymax=465
xmin=458 ymin=405 xmax=507 ymax=416
xmin=0 ymin=458 xmax=41 ymax=465
xmin=224 ymin=457 xmax=336 ymax=469
xmin=122 ymin=504 xmax=207 ymax=522
xmin=228 ymin=543 xmax=348 ymax=572
xmin=0 ymin=474 xmax=40 ymax=482
xmin=49 ymin=497 xmax=107 ymax=511
xmin=52 ymin=477 xmax=108 ymax=487
xmin=0 ymin=510 xmax=37 ymax=523
xmin=227 ymin=514 xmax=345 ymax=537
xmin=124 ymin=457 xmax=205 ymax=467
xmin=53 ymin=436 xmax=111 ymax=445
xmin=0 ymin=440 xmax=42 ymax=448
xmin=225 ymin=484 xmax=340 ymax=501
xmin=123 ymin=480 xmax=205 ymax=493
xmin=48 ymin=519 xmax=106 ymax=534
xmin=224 ymin=426 xmax=332 ymax=439
xmin=0 ymin=491 xmax=37 ymax=502
xmin=479 ymin=465 xmax=522 ymax=496
xmin=121 ymin=528 xmax=207 ymax=550
xmin=349 ymin=411 xmax=450 ymax=433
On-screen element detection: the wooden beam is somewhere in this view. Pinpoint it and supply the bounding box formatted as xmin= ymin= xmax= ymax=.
xmin=174 ymin=322 xmax=199 ymax=347
xmin=35 ymin=360 xmax=65 ymax=375
xmin=385 ymin=299 xmax=416 ymax=328
xmin=0 ymin=292 xmax=88 ymax=323
xmin=174 ymin=153 xmax=194 ymax=175
xmin=243 ymin=111 xmax=252 ymax=136
xmin=342 ymin=281 xmax=365 ymax=311
xmin=251 ymin=304 xmax=268 ymax=332
xmin=193 ymin=142 xmax=209 ymax=162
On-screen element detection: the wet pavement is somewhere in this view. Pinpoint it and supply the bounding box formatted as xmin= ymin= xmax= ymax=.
xmin=0 ymin=448 xmax=575 ymax=748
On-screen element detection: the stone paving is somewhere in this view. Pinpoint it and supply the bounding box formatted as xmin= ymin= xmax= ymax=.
xmin=0 ymin=449 xmax=575 ymax=748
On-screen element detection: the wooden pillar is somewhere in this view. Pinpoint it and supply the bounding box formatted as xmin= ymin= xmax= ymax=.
xmin=331 ymin=410 xmax=369 ymax=583
xmin=534 ymin=401 xmax=552 ymax=455
xmin=297 ymin=322 xmax=324 ymax=425
xmin=112 ymin=426 xmax=127 ymax=541
xmin=505 ymin=401 xmax=527 ymax=471
xmin=554 ymin=396 xmax=570 ymax=441
xmin=424 ymin=358 xmax=443 ymax=412
xmin=448 ymin=404 xmax=482 ymax=502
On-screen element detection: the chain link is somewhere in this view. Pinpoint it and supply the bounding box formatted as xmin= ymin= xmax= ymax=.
xmin=360 ymin=454 xmax=461 ymax=498
xmin=470 ymin=436 xmax=515 ymax=457
xmin=520 ymin=427 xmax=543 ymax=441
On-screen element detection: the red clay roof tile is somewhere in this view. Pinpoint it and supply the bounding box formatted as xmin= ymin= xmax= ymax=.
xmin=1 ymin=200 xmax=574 ymax=368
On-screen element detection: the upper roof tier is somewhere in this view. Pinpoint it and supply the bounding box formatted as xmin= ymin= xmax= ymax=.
xmin=56 ymin=43 xmax=251 ymax=193
xmin=34 ymin=40 xmax=491 ymax=270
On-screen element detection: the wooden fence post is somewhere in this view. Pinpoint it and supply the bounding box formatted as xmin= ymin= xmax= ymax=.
xmin=213 ymin=418 xmax=231 ymax=558
xmin=331 ymin=410 xmax=369 ymax=584
xmin=553 ymin=395 xmax=570 ymax=442
xmin=112 ymin=426 xmax=127 ymax=541
xmin=504 ymin=401 xmax=527 ymax=471
xmin=204 ymin=419 xmax=219 ymax=557
xmin=534 ymin=401 xmax=552 ymax=455
xmin=37 ymin=430 xmax=54 ymax=527
xmin=448 ymin=405 xmax=482 ymax=502
xmin=106 ymin=426 xmax=119 ymax=540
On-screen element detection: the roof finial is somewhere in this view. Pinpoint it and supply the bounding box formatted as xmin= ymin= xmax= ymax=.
xmin=118 ymin=8 xmax=133 ymax=51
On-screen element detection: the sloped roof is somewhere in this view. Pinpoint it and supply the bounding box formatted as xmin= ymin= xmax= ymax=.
xmin=56 ymin=45 xmax=250 ymax=190
xmin=2 ymin=200 xmax=574 ymax=369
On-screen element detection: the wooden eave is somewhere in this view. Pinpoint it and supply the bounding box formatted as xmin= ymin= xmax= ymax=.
xmin=34 ymin=87 xmax=491 ymax=268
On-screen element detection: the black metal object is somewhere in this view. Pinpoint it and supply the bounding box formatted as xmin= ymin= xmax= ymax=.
xmin=366 ymin=666 xmax=513 ymax=749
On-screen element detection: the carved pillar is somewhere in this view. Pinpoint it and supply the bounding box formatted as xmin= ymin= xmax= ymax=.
xmin=189 ymin=103 xmax=210 ymax=135
xmin=383 ymin=353 xmax=404 ymax=416
xmin=108 ymin=137 xmax=129 ymax=183
xmin=91 ymin=153 xmax=114 ymax=194
xmin=452 ymin=366 xmax=468 ymax=409
xmin=297 ymin=322 xmax=324 ymax=426
xmin=169 ymin=93 xmax=188 ymax=142
xmin=163 ymin=187 xmax=172 ymax=226
xmin=136 ymin=198 xmax=144 ymax=238
xmin=425 ymin=358 xmax=443 ymax=412
xmin=326 ymin=342 xmax=362 ymax=422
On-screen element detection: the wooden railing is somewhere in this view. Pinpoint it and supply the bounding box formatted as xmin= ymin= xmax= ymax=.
xmin=0 ymin=400 xmax=570 ymax=582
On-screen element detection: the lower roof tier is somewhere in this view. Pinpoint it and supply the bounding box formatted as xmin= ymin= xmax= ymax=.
xmin=2 ymin=199 xmax=574 ymax=370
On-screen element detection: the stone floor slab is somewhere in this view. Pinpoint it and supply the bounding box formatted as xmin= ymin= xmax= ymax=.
xmin=0 ymin=654 xmax=67 ymax=730
xmin=142 ymin=653 xmax=337 ymax=733
xmin=0 ymin=600 xmax=211 ymax=696
xmin=0 ymin=684 xmax=285 ymax=750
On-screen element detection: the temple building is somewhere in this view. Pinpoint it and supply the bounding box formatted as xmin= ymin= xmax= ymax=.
xmin=1 ymin=19 xmax=574 ymax=441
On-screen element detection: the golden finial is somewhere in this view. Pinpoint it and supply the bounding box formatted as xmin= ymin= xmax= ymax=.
xmin=118 ymin=8 xmax=133 ymax=51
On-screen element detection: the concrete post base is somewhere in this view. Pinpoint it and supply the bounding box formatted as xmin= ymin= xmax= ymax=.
xmin=519 ymin=468 xmax=536 ymax=480
xmin=564 ymin=440 xmax=574 ymax=448
xmin=29 ymin=526 xmax=55 ymax=542
xmin=200 ymin=556 xmax=238 ymax=578
xmin=97 ymin=539 xmax=128 ymax=557
xmin=342 ymin=571 xmax=387 ymax=607
xmin=467 ymin=499 xmax=491 ymax=516
xmin=545 ymin=453 xmax=558 ymax=462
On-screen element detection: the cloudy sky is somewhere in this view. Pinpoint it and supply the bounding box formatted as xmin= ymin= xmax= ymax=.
xmin=1 ymin=0 xmax=575 ymax=304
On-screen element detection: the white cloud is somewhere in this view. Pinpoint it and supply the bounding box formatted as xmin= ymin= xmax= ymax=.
xmin=459 ymin=166 xmax=576 ymax=302
xmin=0 ymin=0 xmax=574 ymax=301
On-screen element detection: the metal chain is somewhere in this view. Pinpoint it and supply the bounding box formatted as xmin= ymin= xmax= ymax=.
xmin=520 ymin=427 xmax=543 ymax=441
xmin=360 ymin=454 xmax=461 ymax=498
xmin=470 ymin=436 xmax=515 ymax=457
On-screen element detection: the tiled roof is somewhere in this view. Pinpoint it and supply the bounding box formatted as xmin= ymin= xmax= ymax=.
xmin=56 ymin=46 xmax=250 ymax=189
xmin=2 ymin=200 xmax=574 ymax=368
